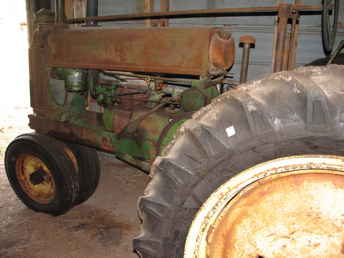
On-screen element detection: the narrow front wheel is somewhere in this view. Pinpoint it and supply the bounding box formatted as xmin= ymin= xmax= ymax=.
xmin=5 ymin=133 xmax=79 ymax=215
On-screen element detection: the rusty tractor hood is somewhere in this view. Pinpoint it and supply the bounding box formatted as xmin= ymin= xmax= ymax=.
xmin=46 ymin=26 xmax=235 ymax=76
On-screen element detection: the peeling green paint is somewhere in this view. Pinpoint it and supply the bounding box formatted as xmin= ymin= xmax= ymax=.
xmin=160 ymin=118 xmax=189 ymax=153
xmin=42 ymin=73 xmax=221 ymax=171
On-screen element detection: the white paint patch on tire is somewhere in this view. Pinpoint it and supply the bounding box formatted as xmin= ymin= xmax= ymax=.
xmin=225 ymin=126 xmax=236 ymax=138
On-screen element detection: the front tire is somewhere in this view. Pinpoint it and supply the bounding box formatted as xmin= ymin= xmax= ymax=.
xmin=5 ymin=133 xmax=79 ymax=215
xmin=65 ymin=142 xmax=101 ymax=205
xmin=134 ymin=65 xmax=344 ymax=257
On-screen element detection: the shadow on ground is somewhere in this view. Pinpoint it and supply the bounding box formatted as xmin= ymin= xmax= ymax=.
xmin=0 ymin=155 xmax=149 ymax=258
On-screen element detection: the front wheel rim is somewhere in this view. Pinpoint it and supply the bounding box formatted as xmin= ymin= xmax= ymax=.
xmin=184 ymin=155 xmax=344 ymax=258
xmin=15 ymin=154 xmax=56 ymax=204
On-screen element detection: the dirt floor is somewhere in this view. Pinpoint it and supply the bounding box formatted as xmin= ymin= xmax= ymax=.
xmin=0 ymin=109 xmax=149 ymax=258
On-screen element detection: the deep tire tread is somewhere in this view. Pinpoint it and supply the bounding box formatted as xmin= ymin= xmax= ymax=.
xmin=134 ymin=238 xmax=162 ymax=258
xmin=139 ymin=198 xmax=166 ymax=220
xmin=231 ymin=91 xmax=275 ymax=136
xmin=135 ymin=65 xmax=344 ymax=258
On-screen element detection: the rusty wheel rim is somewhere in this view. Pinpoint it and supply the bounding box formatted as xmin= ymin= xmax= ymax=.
xmin=184 ymin=155 xmax=344 ymax=258
xmin=15 ymin=154 xmax=56 ymax=204
xmin=63 ymin=146 xmax=78 ymax=172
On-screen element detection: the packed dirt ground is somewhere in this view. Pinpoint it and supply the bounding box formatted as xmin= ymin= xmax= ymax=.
xmin=0 ymin=107 xmax=149 ymax=258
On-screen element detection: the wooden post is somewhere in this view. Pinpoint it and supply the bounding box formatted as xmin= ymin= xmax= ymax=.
xmin=144 ymin=0 xmax=154 ymax=27
xmin=75 ymin=0 xmax=87 ymax=18
xmin=272 ymin=4 xmax=290 ymax=72
xmin=160 ymin=0 xmax=169 ymax=27
xmin=65 ymin=0 xmax=86 ymax=19
xmin=65 ymin=0 xmax=73 ymax=19
xmin=287 ymin=12 xmax=300 ymax=70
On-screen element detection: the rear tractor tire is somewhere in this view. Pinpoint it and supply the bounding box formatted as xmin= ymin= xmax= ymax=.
xmin=134 ymin=65 xmax=344 ymax=258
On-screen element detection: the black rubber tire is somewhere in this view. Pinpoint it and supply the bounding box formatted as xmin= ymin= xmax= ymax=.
xmin=66 ymin=142 xmax=101 ymax=205
xmin=321 ymin=0 xmax=340 ymax=56
xmin=306 ymin=53 xmax=344 ymax=66
xmin=4 ymin=133 xmax=79 ymax=216
xmin=134 ymin=65 xmax=344 ymax=258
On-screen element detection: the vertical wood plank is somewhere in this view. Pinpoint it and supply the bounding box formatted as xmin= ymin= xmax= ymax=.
xmin=160 ymin=0 xmax=169 ymax=27
xmin=75 ymin=0 xmax=87 ymax=18
xmin=144 ymin=0 xmax=154 ymax=27
xmin=64 ymin=0 xmax=74 ymax=19
xmin=65 ymin=0 xmax=86 ymax=19
xmin=273 ymin=4 xmax=290 ymax=72
xmin=287 ymin=13 xmax=300 ymax=69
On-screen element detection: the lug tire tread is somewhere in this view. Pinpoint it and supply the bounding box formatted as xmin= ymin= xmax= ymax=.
xmin=134 ymin=65 xmax=344 ymax=257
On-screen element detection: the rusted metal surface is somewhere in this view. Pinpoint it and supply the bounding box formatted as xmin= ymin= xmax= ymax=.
xmin=63 ymin=146 xmax=79 ymax=172
xmin=68 ymin=5 xmax=323 ymax=24
xmin=208 ymin=172 xmax=344 ymax=258
xmin=28 ymin=101 xmax=194 ymax=171
xmin=287 ymin=11 xmax=300 ymax=70
xmin=16 ymin=154 xmax=56 ymax=204
xmin=111 ymin=110 xmax=132 ymax=135
xmin=29 ymin=113 xmax=104 ymax=150
xmin=209 ymin=32 xmax=235 ymax=74
xmin=30 ymin=26 xmax=52 ymax=109
xmin=102 ymin=71 xmax=194 ymax=84
xmin=47 ymin=27 xmax=234 ymax=75
xmin=184 ymin=155 xmax=344 ymax=258
xmin=115 ymin=87 xmax=150 ymax=110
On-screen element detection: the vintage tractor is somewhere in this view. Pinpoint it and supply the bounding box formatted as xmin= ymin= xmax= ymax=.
xmin=4 ymin=0 xmax=344 ymax=257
